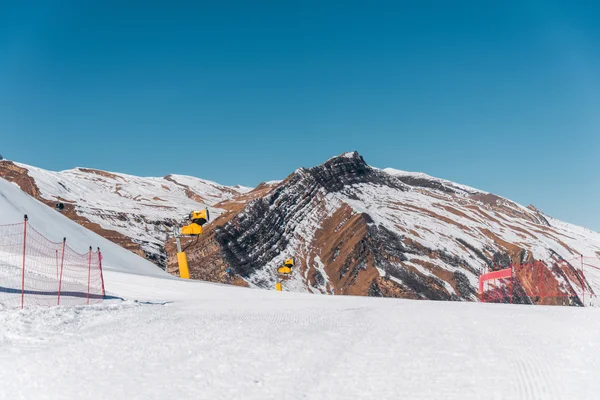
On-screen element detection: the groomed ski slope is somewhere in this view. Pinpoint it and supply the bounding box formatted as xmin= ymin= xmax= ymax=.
xmin=1 ymin=178 xmax=599 ymax=400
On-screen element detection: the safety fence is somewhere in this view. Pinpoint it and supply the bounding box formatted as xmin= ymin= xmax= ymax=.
xmin=480 ymin=257 xmax=600 ymax=307
xmin=0 ymin=216 xmax=105 ymax=309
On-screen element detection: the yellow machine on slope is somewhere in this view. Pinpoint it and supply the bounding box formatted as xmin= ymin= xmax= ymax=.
xmin=276 ymin=257 xmax=294 ymax=291
xmin=181 ymin=209 xmax=210 ymax=236
xmin=175 ymin=209 xmax=210 ymax=279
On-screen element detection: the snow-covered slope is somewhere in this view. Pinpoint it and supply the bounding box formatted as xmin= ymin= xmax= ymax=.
xmin=1 ymin=250 xmax=600 ymax=399
xmin=0 ymin=160 xmax=251 ymax=268
xmin=177 ymin=152 xmax=600 ymax=304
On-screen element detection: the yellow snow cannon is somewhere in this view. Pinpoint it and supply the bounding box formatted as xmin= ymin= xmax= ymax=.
xmin=176 ymin=209 xmax=210 ymax=279
xmin=277 ymin=266 xmax=292 ymax=275
xmin=275 ymin=257 xmax=294 ymax=291
xmin=277 ymin=258 xmax=294 ymax=275
xmin=181 ymin=209 xmax=210 ymax=236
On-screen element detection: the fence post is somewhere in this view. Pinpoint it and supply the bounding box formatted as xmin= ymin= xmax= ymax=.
xmin=483 ymin=267 xmax=486 ymax=303
xmin=87 ymin=246 xmax=92 ymax=305
xmin=483 ymin=267 xmax=490 ymax=303
xmin=510 ymin=264 xmax=514 ymax=304
xmin=21 ymin=215 xmax=28 ymax=309
xmin=57 ymin=238 xmax=66 ymax=306
xmin=483 ymin=267 xmax=487 ymax=303
xmin=581 ymin=255 xmax=585 ymax=306
xmin=538 ymin=262 xmax=543 ymax=305
xmin=98 ymin=248 xmax=105 ymax=298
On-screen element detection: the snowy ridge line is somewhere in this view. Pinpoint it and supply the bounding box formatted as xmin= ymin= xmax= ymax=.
xmin=4 ymin=160 xmax=253 ymax=267
xmin=381 ymin=167 xmax=483 ymax=194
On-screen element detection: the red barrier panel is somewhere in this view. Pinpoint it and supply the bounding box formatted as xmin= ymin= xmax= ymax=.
xmin=480 ymin=258 xmax=598 ymax=307
xmin=479 ymin=267 xmax=513 ymax=303
xmin=479 ymin=268 xmax=512 ymax=293
xmin=0 ymin=216 xmax=105 ymax=309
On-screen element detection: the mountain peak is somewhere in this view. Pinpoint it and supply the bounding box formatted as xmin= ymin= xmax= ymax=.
xmin=297 ymin=151 xmax=404 ymax=194
xmin=323 ymin=151 xmax=366 ymax=165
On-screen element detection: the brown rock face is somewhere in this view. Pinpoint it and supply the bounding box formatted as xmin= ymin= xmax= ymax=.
xmin=0 ymin=161 xmax=41 ymax=198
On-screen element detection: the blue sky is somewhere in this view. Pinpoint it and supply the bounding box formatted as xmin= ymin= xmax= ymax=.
xmin=0 ymin=1 xmax=599 ymax=230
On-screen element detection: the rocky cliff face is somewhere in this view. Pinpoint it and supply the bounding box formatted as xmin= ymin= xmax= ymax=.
xmin=169 ymin=152 xmax=600 ymax=304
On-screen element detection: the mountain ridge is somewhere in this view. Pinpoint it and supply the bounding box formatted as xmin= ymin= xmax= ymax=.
xmin=1 ymin=153 xmax=599 ymax=303
xmin=163 ymin=151 xmax=600 ymax=303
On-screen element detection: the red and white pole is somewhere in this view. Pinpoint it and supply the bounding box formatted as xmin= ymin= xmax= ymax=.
xmin=539 ymin=262 xmax=543 ymax=305
xmin=87 ymin=246 xmax=92 ymax=305
xmin=581 ymin=255 xmax=585 ymax=306
xmin=21 ymin=215 xmax=28 ymax=309
xmin=57 ymin=238 xmax=66 ymax=306
xmin=98 ymin=248 xmax=105 ymax=298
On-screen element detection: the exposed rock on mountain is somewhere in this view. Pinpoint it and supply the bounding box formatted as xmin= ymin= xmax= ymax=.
xmin=168 ymin=152 xmax=600 ymax=303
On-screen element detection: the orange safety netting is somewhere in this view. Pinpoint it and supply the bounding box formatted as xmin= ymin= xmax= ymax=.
xmin=0 ymin=217 xmax=105 ymax=309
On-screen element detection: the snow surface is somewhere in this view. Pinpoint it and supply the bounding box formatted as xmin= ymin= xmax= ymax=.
xmin=2 ymin=177 xmax=600 ymax=399
xmin=2 ymin=274 xmax=600 ymax=399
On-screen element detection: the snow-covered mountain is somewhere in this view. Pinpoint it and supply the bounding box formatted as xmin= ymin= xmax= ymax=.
xmin=2 ymin=153 xmax=599 ymax=304
xmin=170 ymin=152 xmax=600 ymax=304
xmin=0 ymin=160 xmax=251 ymax=268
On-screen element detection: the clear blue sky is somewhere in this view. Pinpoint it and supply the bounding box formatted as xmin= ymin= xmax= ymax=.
xmin=0 ymin=1 xmax=599 ymax=230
